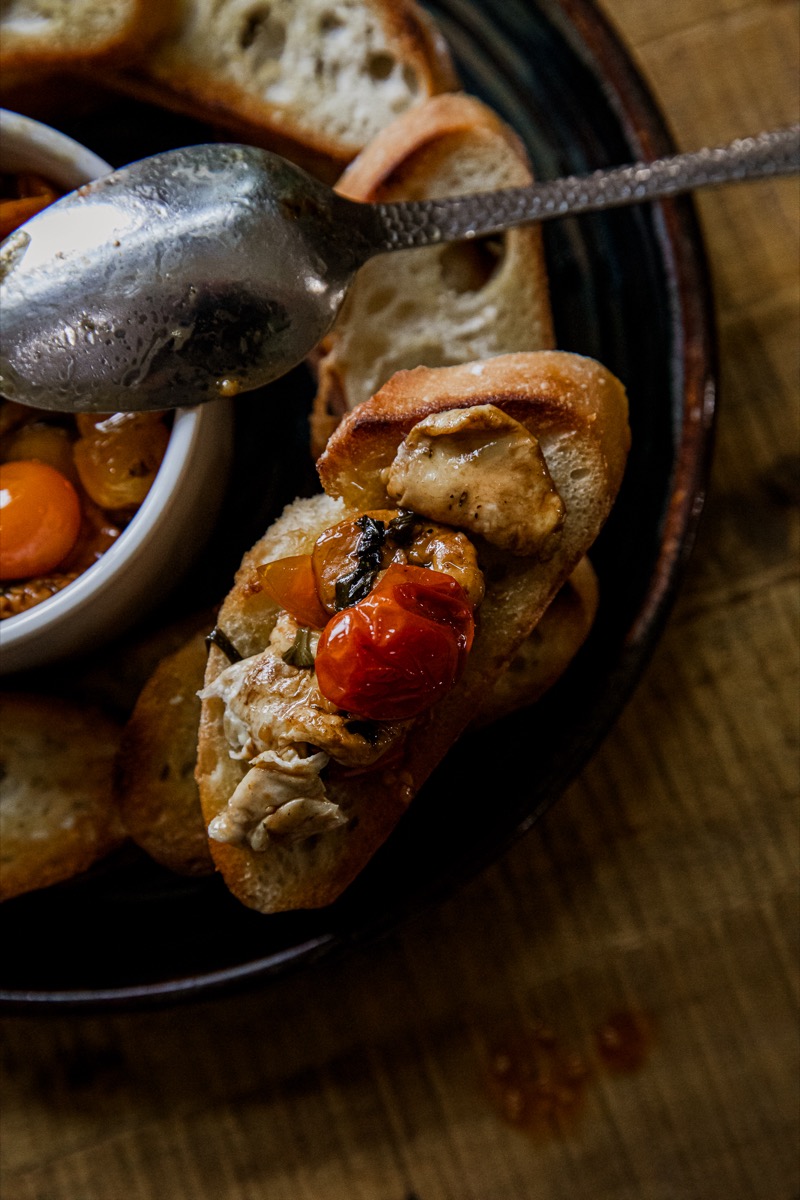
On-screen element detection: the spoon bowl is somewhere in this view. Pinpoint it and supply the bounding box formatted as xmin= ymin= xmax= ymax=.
xmin=0 ymin=145 xmax=376 ymax=412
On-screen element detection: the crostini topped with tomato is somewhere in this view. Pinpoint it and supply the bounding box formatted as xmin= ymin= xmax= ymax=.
xmin=196 ymin=351 xmax=631 ymax=913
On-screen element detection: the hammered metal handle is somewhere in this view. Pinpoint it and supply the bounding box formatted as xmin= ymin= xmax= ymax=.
xmin=373 ymin=125 xmax=800 ymax=250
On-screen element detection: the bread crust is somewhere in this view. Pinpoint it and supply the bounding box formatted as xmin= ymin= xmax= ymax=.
xmin=197 ymin=352 xmax=629 ymax=912
xmin=94 ymin=70 xmax=353 ymax=184
xmin=0 ymin=0 xmax=178 ymax=71
xmin=472 ymin=556 xmax=599 ymax=727
xmin=335 ymin=92 xmax=530 ymax=199
xmin=318 ymin=351 xmax=630 ymax=514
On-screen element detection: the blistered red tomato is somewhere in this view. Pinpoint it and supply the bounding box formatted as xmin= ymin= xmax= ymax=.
xmin=0 ymin=460 xmax=82 ymax=580
xmin=258 ymin=554 xmax=330 ymax=629
xmin=315 ymin=563 xmax=474 ymax=720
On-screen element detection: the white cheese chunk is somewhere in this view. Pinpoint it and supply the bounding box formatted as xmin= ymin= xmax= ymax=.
xmin=207 ymin=747 xmax=341 ymax=849
xmin=200 ymin=613 xmax=405 ymax=851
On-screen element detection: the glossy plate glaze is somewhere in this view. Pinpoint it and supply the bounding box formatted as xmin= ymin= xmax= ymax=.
xmin=0 ymin=0 xmax=716 ymax=1009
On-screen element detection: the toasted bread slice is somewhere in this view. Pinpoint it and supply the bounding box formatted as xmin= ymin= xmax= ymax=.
xmin=0 ymin=693 xmax=124 ymax=901
xmin=196 ymin=351 xmax=629 ymax=912
xmin=472 ymin=555 xmax=599 ymax=727
xmin=113 ymin=559 xmax=595 ymax=877
xmin=104 ymin=0 xmax=457 ymax=178
xmin=0 ymin=0 xmax=175 ymax=72
xmin=115 ymin=632 xmax=214 ymax=877
xmin=318 ymin=352 xmax=629 ymax=517
xmin=311 ymin=93 xmax=555 ymax=454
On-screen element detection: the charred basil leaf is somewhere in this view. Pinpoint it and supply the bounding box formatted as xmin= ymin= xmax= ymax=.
xmin=334 ymin=515 xmax=387 ymax=610
xmin=282 ymin=626 xmax=315 ymax=669
xmin=205 ymin=627 xmax=242 ymax=664
xmin=387 ymin=509 xmax=418 ymax=544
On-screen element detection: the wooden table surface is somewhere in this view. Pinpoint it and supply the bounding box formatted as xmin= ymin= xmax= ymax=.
xmin=2 ymin=1 xmax=798 ymax=1197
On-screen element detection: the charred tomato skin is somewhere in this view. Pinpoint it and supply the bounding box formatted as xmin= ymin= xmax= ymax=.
xmin=315 ymin=564 xmax=474 ymax=721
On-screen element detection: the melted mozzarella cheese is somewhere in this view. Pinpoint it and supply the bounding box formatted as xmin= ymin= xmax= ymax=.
xmin=385 ymin=404 xmax=565 ymax=556
xmin=200 ymin=613 xmax=405 ymax=850
xmin=207 ymin=746 xmax=342 ymax=849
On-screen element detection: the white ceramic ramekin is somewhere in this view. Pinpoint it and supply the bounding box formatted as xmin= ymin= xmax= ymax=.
xmin=0 ymin=110 xmax=233 ymax=674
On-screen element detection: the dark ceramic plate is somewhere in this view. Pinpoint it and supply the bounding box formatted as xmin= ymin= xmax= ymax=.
xmin=0 ymin=0 xmax=716 ymax=1009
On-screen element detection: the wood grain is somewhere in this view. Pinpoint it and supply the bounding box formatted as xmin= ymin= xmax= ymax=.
xmin=1 ymin=1 xmax=798 ymax=1197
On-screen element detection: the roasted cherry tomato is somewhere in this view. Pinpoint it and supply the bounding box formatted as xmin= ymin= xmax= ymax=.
xmin=315 ymin=563 xmax=475 ymax=720
xmin=257 ymin=554 xmax=329 ymax=629
xmin=312 ymin=510 xmax=399 ymax=614
xmin=73 ymin=414 xmax=169 ymax=508
xmin=0 ymin=460 xmax=82 ymax=580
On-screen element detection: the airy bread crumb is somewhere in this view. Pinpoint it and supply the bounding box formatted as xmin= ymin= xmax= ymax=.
xmin=311 ymin=93 xmax=555 ymax=453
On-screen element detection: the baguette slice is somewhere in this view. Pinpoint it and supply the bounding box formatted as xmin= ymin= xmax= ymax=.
xmin=0 ymin=693 xmax=124 ymax=901
xmin=115 ymin=632 xmax=215 ymax=877
xmin=114 ymin=560 xmax=595 ymax=877
xmin=196 ymin=351 xmax=629 ymax=912
xmin=106 ymin=0 xmax=457 ymax=178
xmin=0 ymin=0 xmax=176 ymax=71
xmin=311 ymin=93 xmax=555 ymax=454
xmin=472 ymin=555 xmax=598 ymax=727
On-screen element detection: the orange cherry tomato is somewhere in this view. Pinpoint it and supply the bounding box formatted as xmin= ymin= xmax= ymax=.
xmin=315 ymin=564 xmax=475 ymax=720
xmin=312 ymin=510 xmax=400 ymax=614
xmin=257 ymin=554 xmax=330 ymax=629
xmin=74 ymin=410 xmax=166 ymax=438
xmin=73 ymin=416 xmax=169 ymax=508
xmin=0 ymin=460 xmax=82 ymax=580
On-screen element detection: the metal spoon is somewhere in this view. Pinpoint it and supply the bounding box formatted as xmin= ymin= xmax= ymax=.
xmin=1 ymin=124 xmax=797 ymax=413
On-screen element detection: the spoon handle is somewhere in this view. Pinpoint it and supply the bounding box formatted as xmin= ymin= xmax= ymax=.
xmin=372 ymin=124 xmax=800 ymax=251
